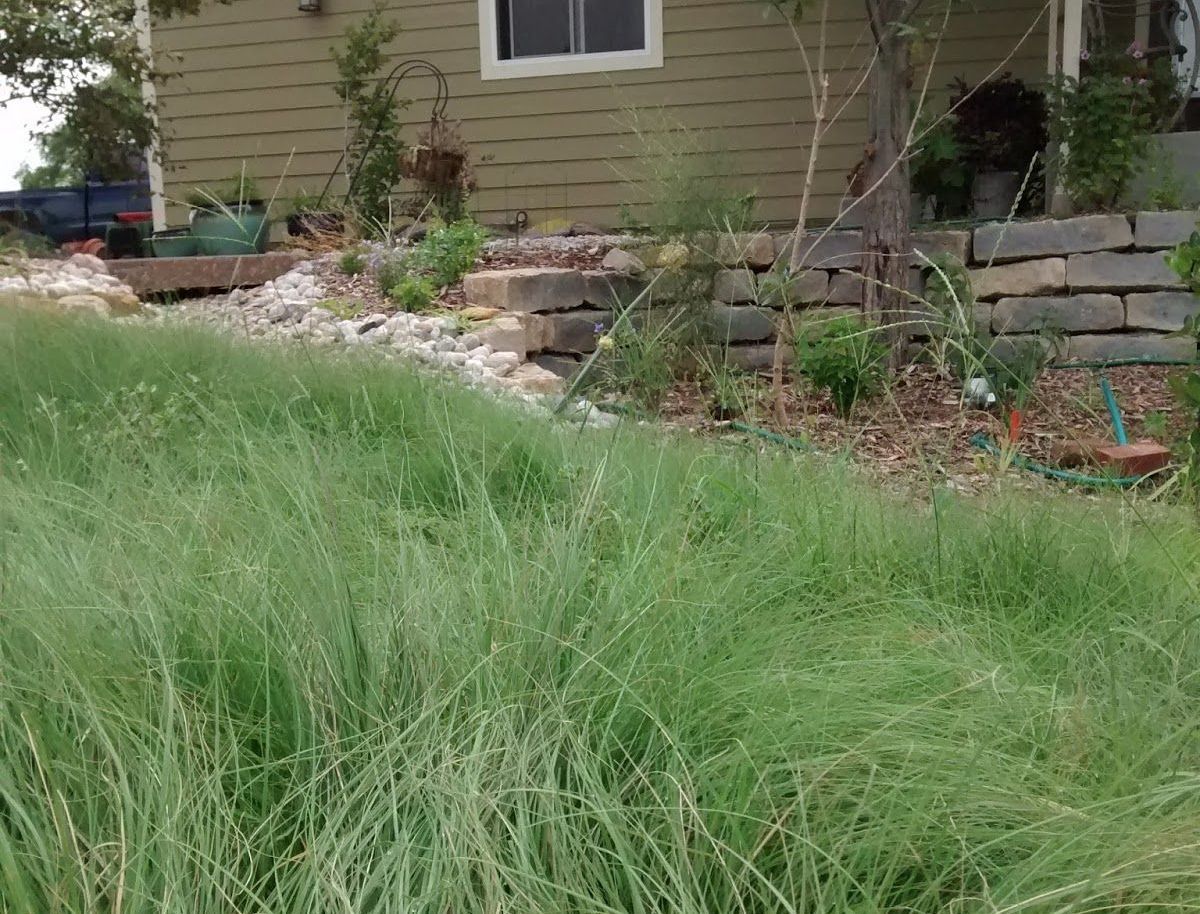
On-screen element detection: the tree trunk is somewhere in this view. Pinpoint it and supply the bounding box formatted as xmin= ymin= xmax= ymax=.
xmin=861 ymin=0 xmax=913 ymax=364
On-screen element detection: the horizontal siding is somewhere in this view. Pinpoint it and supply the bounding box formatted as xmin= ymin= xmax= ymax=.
xmin=154 ymin=0 xmax=1052 ymax=228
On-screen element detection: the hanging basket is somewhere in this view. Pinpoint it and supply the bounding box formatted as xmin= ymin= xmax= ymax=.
xmin=399 ymin=145 xmax=466 ymax=186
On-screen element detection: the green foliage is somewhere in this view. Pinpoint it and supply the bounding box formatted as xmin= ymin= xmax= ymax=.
xmin=374 ymin=221 xmax=487 ymax=303
xmin=405 ymin=220 xmax=487 ymax=287
xmin=388 ymin=274 xmax=436 ymax=312
xmin=616 ymin=107 xmax=756 ymax=239
xmin=4 ymin=1 xmax=225 ymax=169
xmin=186 ymin=171 xmax=263 ymax=211
xmin=288 ymin=188 xmax=324 ymax=216
xmin=374 ymin=255 xmax=407 ymax=296
xmin=1165 ymin=236 xmax=1200 ymax=485
xmin=1165 ymin=229 xmax=1200 ymax=294
xmin=3 ymin=309 xmax=1200 ymax=912
xmin=596 ymin=312 xmax=679 ymax=411
xmin=991 ymin=332 xmax=1060 ymax=411
xmin=1047 ymin=44 xmax=1181 ymax=210
xmin=1146 ymin=154 xmax=1189 ymax=211
xmin=921 ymin=252 xmax=987 ymax=379
xmin=338 ymin=249 xmax=367 ymax=276
xmin=795 ymin=315 xmax=889 ymax=418
xmin=951 ymin=74 xmax=1048 ymax=177
xmin=331 ymin=2 xmax=407 ymax=233
xmin=911 ymin=116 xmax=969 ymax=219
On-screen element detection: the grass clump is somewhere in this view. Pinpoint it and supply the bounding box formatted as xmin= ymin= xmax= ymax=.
xmin=1 ymin=311 xmax=1200 ymax=913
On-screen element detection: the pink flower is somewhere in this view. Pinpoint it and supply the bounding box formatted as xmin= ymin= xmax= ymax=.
xmin=1080 ymin=49 xmax=1091 ymax=61
xmin=1127 ymin=40 xmax=1145 ymax=59
xmin=1138 ymin=77 xmax=1150 ymax=86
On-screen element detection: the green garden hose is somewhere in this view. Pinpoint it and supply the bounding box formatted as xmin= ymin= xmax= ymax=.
xmin=969 ymin=433 xmax=1144 ymax=487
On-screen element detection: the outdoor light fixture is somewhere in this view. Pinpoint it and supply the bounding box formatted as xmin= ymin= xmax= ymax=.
xmin=298 ymin=0 xmax=320 ymax=11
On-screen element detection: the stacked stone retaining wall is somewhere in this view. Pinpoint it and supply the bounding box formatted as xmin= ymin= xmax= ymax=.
xmin=461 ymin=212 xmax=1200 ymax=377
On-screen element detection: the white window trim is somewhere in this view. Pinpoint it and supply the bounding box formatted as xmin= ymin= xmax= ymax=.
xmin=478 ymin=0 xmax=664 ymax=81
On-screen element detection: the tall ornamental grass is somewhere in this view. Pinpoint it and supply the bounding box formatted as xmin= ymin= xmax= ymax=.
xmin=1 ymin=310 xmax=1198 ymax=913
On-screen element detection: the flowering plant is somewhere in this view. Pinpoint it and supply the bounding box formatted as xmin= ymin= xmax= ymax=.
xmin=1046 ymin=42 xmax=1183 ymax=210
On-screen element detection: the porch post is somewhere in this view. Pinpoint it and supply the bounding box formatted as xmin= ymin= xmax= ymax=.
xmin=134 ymin=0 xmax=167 ymax=233
xmin=1051 ymin=0 xmax=1085 ymax=215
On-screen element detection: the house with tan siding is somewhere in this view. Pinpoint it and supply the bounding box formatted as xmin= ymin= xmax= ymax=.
xmin=146 ymin=0 xmax=1097 ymax=232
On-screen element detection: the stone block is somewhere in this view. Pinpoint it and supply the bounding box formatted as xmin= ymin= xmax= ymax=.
xmin=1135 ymin=210 xmax=1200 ymax=250
xmin=715 ymin=232 xmax=775 ymax=268
xmin=775 ymin=231 xmax=863 ymax=269
xmin=600 ymin=248 xmax=646 ymax=275
xmin=827 ymin=271 xmax=862 ymax=305
xmin=507 ymin=363 xmax=567 ymax=394
xmin=709 ymin=304 xmax=776 ymax=343
xmin=713 ymin=268 xmax=757 ymax=303
xmin=1066 ymin=333 xmax=1198 ymax=363
xmin=793 ymin=306 xmax=864 ymax=338
xmin=1125 ymin=291 xmax=1200 ymax=331
xmin=544 ymin=309 xmax=612 ymax=353
xmin=582 ymin=270 xmax=644 ymax=307
xmin=109 ymin=252 xmax=308 ymax=294
xmin=757 ymin=269 xmax=830 ymax=307
xmin=988 ymin=334 xmax=1060 ymax=365
xmin=911 ymin=230 xmax=972 ymax=263
xmin=533 ymin=353 xmax=583 ymax=379
xmin=726 ymin=344 xmax=793 ymax=371
xmin=462 ymin=268 xmax=585 ymax=313
xmin=475 ymin=315 xmax=529 ymax=356
xmin=992 ymin=294 xmax=1123 ymax=333
xmin=1066 ymin=252 xmax=1183 ymax=292
xmin=973 ymin=215 xmax=1133 ymax=264
xmin=641 ymin=268 xmax=710 ymax=304
xmin=969 ymin=258 xmax=1066 ymax=301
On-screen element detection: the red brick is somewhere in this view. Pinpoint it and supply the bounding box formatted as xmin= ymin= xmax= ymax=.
xmin=1095 ymin=442 xmax=1172 ymax=478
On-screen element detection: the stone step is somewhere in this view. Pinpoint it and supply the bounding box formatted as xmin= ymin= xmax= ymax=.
xmin=110 ymin=252 xmax=308 ymax=294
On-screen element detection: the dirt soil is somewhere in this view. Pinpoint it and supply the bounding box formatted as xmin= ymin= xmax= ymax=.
xmin=660 ymin=363 xmax=1190 ymax=492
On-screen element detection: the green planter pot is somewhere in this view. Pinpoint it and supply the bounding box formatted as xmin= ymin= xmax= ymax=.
xmin=149 ymin=229 xmax=199 ymax=258
xmin=191 ymin=203 xmax=271 ymax=256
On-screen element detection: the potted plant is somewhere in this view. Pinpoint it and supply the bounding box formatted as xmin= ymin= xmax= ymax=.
xmin=951 ymin=74 xmax=1048 ymax=219
xmin=286 ymin=189 xmax=345 ymax=237
xmin=188 ymin=172 xmax=271 ymax=256
xmin=149 ymin=227 xmax=198 ymax=258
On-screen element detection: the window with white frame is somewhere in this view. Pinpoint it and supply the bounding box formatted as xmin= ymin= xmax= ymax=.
xmin=479 ymin=0 xmax=663 ymax=80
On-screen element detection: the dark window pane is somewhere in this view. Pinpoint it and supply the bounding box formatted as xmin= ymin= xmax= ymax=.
xmin=581 ymin=0 xmax=644 ymax=53
xmin=500 ymin=0 xmax=572 ymax=59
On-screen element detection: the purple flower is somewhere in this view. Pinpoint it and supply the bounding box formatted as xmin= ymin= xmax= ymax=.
xmin=1080 ymin=49 xmax=1091 ymax=61
xmin=594 ymin=322 xmax=605 ymax=335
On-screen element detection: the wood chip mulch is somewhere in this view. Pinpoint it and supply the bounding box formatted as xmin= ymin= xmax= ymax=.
xmin=660 ymin=363 xmax=1190 ymax=493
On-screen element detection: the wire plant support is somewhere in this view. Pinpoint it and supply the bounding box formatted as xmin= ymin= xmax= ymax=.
xmin=316 ymin=58 xmax=452 ymax=211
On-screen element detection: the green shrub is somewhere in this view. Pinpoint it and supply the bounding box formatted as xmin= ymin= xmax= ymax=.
xmin=389 ymin=274 xmax=436 ymax=312
xmin=375 ymin=255 xmax=407 ymax=295
xmin=338 ymin=249 xmax=367 ymax=276
xmin=795 ymin=316 xmax=888 ymax=418
xmin=406 ymin=220 xmax=487 ymax=287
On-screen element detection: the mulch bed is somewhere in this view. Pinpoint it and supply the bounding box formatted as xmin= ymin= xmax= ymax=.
xmin=660 ymin=363 xmax=1190 ymax=492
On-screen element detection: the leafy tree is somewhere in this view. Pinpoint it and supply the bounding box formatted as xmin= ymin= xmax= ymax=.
xmin=0 ymin=0 xmax=224 ymax=174
xmin=17 ymin=75 xmax=148 ymax=187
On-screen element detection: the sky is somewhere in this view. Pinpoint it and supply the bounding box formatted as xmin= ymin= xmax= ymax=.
xmin=0 ymin=97 xmax=50 ymax=191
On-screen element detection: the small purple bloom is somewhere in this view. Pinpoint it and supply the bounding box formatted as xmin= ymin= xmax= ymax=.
xmin=1080 ymin=49 xmax=1091 ymax=61
xmin=594 ymin=322 xmax=605 ymax=335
